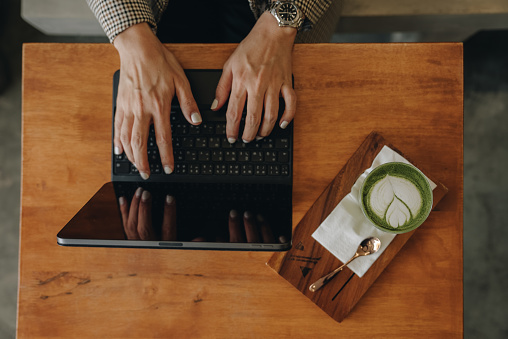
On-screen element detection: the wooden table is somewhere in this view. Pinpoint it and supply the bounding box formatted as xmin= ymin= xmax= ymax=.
xmin=19 ymin=43 xmax=463 ymax=338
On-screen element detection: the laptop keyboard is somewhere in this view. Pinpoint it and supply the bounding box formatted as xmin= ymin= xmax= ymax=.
xmin=113 ymin=108 xmax=291 ymax=178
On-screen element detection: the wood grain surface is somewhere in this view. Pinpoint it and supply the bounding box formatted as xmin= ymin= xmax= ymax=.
xmin=267 ymin=132 xmax=448 ymax=323
xmin=20 ymin=43 xmax=463 ymax=338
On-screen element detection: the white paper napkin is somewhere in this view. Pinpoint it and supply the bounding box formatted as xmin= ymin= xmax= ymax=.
xmin=311 ymin=146 xmax=436 ymax=278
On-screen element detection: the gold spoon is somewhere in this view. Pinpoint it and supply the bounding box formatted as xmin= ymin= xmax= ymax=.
xmin=309 ymin=237 xmax=381 ymax=292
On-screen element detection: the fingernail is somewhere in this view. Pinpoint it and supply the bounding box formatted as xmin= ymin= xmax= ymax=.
xmin=242 ymin=139 xmax=251 ymax=144
xmin=280 ymin=121 xmax=289 ymax=129
xmin=244 ymin=211 xmax=253 ymax=219
xmin=229 ymin=209 xmax=238 ymax=218
xmin=164 ymin=166 xmax=173 ymax=175
xmin=210 ymin=99 xmax=218 ymax=110
xmin=140 ymin=172 xmax=149 ymax=180
xmin=255 ymin=136 xmax=264 ymax=141
xmin=191 ymin=112 xmax=202 ymax=124
xmin=279 ymin=235 xmax=288 ymax=244
xmin=118 ymin=197 xmax=126 ymax=205
xmin=135 ymin=187 xmax=143 ymax=198
xmin=114 ymin=146 xmax=121 ymax=155
xmin=228 ymin=137 xmax=236 ymax=144
xmin=166 ymin=195 xmax=174 ymax=205
xmin=141 ymin=190 xmax=150 ymax=202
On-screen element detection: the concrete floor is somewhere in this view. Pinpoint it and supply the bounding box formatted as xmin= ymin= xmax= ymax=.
xmin=1 ymin=2 xmax=508 ymax=338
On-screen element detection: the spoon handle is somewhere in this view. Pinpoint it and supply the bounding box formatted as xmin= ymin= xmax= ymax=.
xmin=309 ymin=254 xmax=358 ymax=292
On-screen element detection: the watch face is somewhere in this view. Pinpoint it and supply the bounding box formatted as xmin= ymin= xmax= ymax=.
xmin=278 ymin=3 xmax=298 ymax=22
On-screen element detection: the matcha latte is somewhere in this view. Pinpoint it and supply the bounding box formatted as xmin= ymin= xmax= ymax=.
xmin=360 ymin=162 xmax=433 ymax=234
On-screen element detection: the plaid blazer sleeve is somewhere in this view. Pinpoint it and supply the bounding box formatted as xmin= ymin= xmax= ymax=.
xmin=294 ymin=0 xmax=333 ymax=27
xmin=86 ymin=0 xmax=168 ymax=43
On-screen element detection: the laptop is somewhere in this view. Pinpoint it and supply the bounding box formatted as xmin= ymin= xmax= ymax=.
xmin=57 ymin=70 xmax=293 ymax=251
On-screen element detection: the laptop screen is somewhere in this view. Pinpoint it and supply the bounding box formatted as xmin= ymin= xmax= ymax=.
xmin=58 ymin=182 xmax=292 ymax=250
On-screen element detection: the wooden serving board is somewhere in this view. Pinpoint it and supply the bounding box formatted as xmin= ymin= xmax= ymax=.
xmin=267 ymin=131 xmax=448 ymax=323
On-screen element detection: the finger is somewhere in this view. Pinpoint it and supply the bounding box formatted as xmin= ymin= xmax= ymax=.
xmin=114 ymin=107 xmax=124 ymax=155
xmin=225 ymin=84 xmax=246 ymax=143
xmin=228 ymin=209 xmax=245 ymax=243
xmin=131 ymin=118 xmax=150 ymax=180
xmin=126 ymin=187 xmax=143 ymax=240
xmin=137 ymin=190 xmax=155 ymax=240
xmin=161 ymin=195 xmax=177 ymax=241
xmin=279 ymin=84 xmax=297 ymax=129
xmin=243 ymin=211 xmax=260 ymax=243
xmin=257 ymin=214 xmax=275 ymax=243
xmin=211 ymin=68 xmax=232 ymax=111
xmin=118 ymin=196 xmax=134 ymax=239
xmin=257 ymin=89 xmax=279 ymax=139
xmin=120 ymin=113 xmax=134 ymax=165
xmin=241 ymin=89 xmax=264 ymax=143
xmin=152 ymin=111 xmax=174 ymax=175
xmin=174 ymin=75 xmax=202 ymax=125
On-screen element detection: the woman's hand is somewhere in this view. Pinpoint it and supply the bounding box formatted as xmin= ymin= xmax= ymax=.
xmin=113 ymin=23 xmax=201 ymax=179
xmin=211 ymin=12 xmax=297 ymax=143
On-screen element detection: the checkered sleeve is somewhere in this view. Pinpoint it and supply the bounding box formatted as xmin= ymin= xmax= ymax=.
xmin=295 ymin=0 xmax=333 ymax=27
xmin=87 ymin=0 xmax=168 ymax=43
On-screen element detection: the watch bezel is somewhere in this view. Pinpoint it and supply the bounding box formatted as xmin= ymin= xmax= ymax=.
xmin=269 ymin=1 xmax=304 ymax=29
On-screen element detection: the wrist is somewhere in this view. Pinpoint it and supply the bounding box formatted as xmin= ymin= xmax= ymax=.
xmin=257 ymin=12 xmax=297 ymax=44
xmin=114 ymin=23 xmax=161 ymax=56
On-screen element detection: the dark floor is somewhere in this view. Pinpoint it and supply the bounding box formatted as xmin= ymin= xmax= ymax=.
xmin=1 ymin=2 xmax=507 ymax=338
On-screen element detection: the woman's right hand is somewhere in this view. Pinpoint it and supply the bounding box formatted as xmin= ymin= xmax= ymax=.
xmin=113 ymin=23 xmax=202 ymax=180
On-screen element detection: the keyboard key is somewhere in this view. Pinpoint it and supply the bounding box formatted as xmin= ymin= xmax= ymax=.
xmin=198 ymin=150 xmax=210 ymax=161
xmin=278 ymin=151 xmax=289 ymax=163
xmin=202 ymin=123 xmax=215 ymax=134
xmin=115 ymin=162 xmax=130 ymax=174
xmin=254 ymin=165 xmax=267 ymax=176
xmin=264 ymin=151 xmax=277 ymax=162
xmin=148 ymin=149 xmax=160 ymax=162
xmin=150 ymin=163 xmax=162 ymax=174
xmin=238 ymin=151 xmax=250 ymax=162
xmin=201 ymin=164 xmax=213 ymax=175
xmin=208 ymin=137 xmax=221 ymax=148
xmin=251 ymin=151 xmax=263 ymax=162
xmin=175 ymin=163 xmax=187 ymax=174
xmin=174 ymin=137 xmax=182 ymax=148
xmin=189 ymin=164 xmax=200 ymax=175
xmin=195 ymin=137 xmax=207 ymax=148
xmin=229 ymin=164 xmax=240 ymax=175
xmin=189 ymin=125 xmax=201 ymax=134
xmin=174 ymin=123 xmax=188 ymax=135
xmin=262 ymin=138 xmax=274 ymax=148
xmin=281 ymin=165 xmax=289 ymax=176
xmin=211 ymin=150 xmax=223 ymax=162
xmin=115 ymin=153 xmax=125 ymax=161
xmin=185 ymin=150 xmax=197 ymax=161
xmin=268 ymin=165 xmax=280 ymax=176
xmin=215 ymin=123 xmax=226 ymax=135
xmin=241 ymin=164 xmax=253 ymax=175
xmin=276 ymin=138 xmax=289 ymax=149
xmin=183 ymin=137 xmax=194 ymax=148
xmin=215 ymin=164 xmax=227 ymax=175
xmin=175 ymin=150 xmax=185 ymax=162
xmin=148 ymin=135 xmax=156 ymax=148
xmin=224 ymin=150 xmax=237 ymax=162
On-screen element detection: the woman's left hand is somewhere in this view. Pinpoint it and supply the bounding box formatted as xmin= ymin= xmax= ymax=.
xmin=211 ymin=11 xmax=297 ymax=143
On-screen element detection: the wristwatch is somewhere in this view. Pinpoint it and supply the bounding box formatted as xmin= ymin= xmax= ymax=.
xmin=267 ymin=1 xmax=305 ymax=30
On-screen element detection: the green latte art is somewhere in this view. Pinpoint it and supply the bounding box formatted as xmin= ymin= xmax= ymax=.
xmin=360 ymin=162 xmax=433 ymax=233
